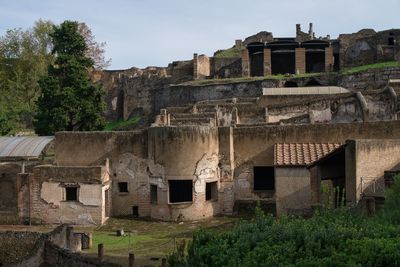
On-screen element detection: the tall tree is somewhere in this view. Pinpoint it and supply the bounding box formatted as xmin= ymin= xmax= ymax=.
xmin=34 ymin=20 xmax=105 ymax=135
xmin=0 ymin=20 xmax=54 ymax=135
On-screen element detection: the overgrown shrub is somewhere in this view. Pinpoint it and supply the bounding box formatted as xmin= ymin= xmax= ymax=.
xmin=169 ymin=175 xmax=400 ymax=267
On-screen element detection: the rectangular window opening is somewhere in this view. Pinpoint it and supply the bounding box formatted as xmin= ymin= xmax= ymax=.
xmin=206 ymin=181 xmax=218 ymax=201
xmin=65 ymin=187 xmax=78 ymax=201
xmin=118 ymin=182 xmax=128 ymax=193
xmin=253 ymin=166 xmax=275 ymax=191
xmin=169 ymin=180 xmax=192 ymax=203
xmin=150 ymin=184 xmax=158 ymax=204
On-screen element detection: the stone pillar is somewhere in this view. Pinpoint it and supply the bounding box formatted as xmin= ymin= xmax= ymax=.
xmin=235 ymin=39 xmax=242 ymax=49
xmin=218 ymin=127 xmax=235 ymax=215
xmin=16 ymin=173 xmax=30 ymax=224
xmin=295 ymin=48 xmax=306 ymax=74
xmin=325 ymin=46 xmax=334 ymax=72
xmin=241 ymin=49 xmax=250 ymax=77
xmin=193 ymin=53 xmax=199 ymax=79
xmin=309 ymin=166 xmax=321 ymax=204
xmin=263 ymin=48 xmax=271 ymax=76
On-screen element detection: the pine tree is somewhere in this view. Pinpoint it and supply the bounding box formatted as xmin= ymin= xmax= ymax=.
xmin=34 ymin=20 xmax=105 ymax=135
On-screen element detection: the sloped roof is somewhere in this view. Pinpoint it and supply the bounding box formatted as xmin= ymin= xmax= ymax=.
xmin=0 ymin=136 xmax=54 ymax=159
xmin=274 ymin=143 xmax=342 ymax=166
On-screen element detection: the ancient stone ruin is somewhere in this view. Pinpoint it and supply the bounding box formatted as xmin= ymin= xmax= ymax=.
xmin=1 ymin=23 xmax=400 ymax=225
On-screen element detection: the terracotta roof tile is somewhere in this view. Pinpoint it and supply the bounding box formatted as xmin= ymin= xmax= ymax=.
xmin=274 ymin=143 xmax=342 ymax=166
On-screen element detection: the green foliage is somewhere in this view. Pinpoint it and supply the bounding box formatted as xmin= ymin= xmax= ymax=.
xmin=382 ymin=175 xmax=400 ymax=224
xmin=0 ymin=20 xmax=54 ymax=135
xmin=214 ymin=46 xmax=244 ymax=58
xmin=104 ymin=116 xmax=141 ymax=131
xmin=340 ymin=61 xmax=400 ymax=75
xmin=169 ymin=185 xmax=400 ymax=267
xmin=34 ymin=21 xmax=105 ymax=135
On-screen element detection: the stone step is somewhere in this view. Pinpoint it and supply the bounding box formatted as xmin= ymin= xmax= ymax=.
xmin=170 ymin=117 xmax=216 ymax=126
xmin=172 ymin=112 xmax=216 ymax=119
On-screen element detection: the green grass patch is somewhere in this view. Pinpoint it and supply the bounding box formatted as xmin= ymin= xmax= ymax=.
xmin=81 ymin=216 xmax=240 ymax=266
xmin=174 ymin=72 xmax=322 ymax=87
xmin=214 ymin=47 xmax=244 ymax=58
xmin=104 ymin=116 xmax=140 ymax=131
xmin=340 ymin=61 xmax=400 ymax=75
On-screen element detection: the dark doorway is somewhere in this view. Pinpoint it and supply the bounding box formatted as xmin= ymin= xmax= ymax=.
xmin=248 ymin=42 xmax=264 ymax=77
xmin=301 ymin=40 xmax=329 ymax=73
xmin=267 ymin=41 xmax=298 ymax=75
xmin=132 ymin=206 xmax=139 ymax=217
xmin=388 ymin=37 xmax=395 ymax=46
xmin=253 ymin=167 xmax=275 ymax=191
xmin=306 ymin=51 xmax=325 ymax=73
xmin=271 ymin=51 xmax=295 ymax=74
xmin=169 ymin=180 xmax=193 ymax=203
xmin=284 ymin=81 xmax=298 ymax=87
xmin=150 ymin=184 xmax=158 ymax=204
xmin=66 ymin=187 xmax=78 ymax=201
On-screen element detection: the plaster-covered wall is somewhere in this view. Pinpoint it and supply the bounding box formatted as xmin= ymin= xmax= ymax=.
xmin=275 ymin=167 xmax=311 ymax=216
xmin=31 ymin=166 xmax=109 ymax=225
xmin=346 ymin=139 xmax=400 ymax=203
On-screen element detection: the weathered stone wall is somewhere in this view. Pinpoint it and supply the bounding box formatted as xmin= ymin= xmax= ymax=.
xmin=233 ymin=121 xmax=400 ymax=202
xmin=1 ymin=225 xmax=120 ymax=267
xmin=193 ymin=54 xmax=210 ymax=79
xmin=0 ymin=165 xmax=31 ymax=224
xmin=30 ymin=166 xmax=109 ymax=225
xmin=148 ymin=126 xmax=221 ymax=221
xmin=275 ymin=167 xmax=311 ymax=216
xmin=209 ymin=57 xmax=242 ymax=78
xmin=345 ymin=139 xmax=400 ymax=203
xmin=338 ymin=29 xmax=400 ymax=68
xmin=338 ymin=66 xmax=400 ymax=90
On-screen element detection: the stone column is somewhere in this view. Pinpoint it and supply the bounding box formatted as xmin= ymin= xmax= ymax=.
xmin=218 ymin=127 xmax=235 ymax=214
xmin=295 ymin=48 xmax=306 ymax=74
xmin=263 ymin=48 xmax=271 ymax=76
xmin=241 ymin=49 xmax=250 ymax=77
xmin=325 ymin=46 xmax=334 ymax=72
xmin=193 ymin=53 xmax=199 ymax=79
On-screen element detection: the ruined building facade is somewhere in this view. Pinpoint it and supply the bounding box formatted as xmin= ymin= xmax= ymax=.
xmin=1 ymin=25 xmax=400 ymax=225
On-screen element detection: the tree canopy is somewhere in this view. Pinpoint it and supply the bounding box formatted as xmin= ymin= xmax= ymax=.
xmin=34 ymin=20 xmax=105 ymax=135
xmin=0 ymin=19 xmax=110 ymax=135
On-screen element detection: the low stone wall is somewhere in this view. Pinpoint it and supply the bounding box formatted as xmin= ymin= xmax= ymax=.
xmin=338 ymin=66 xmax=400 ymax=91
xmin=1 ymin=225 xmax=120 ymax=267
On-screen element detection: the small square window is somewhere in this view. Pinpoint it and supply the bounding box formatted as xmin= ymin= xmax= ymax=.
xmin=118 ymin=182 xmax=128 ymax=193
xmin=66 ymin=187 xmax=78 ymax=201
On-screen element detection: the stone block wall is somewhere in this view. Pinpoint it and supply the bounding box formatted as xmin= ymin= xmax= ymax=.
xmin=295 ymin=48 xmax=306 ymax=74
xmin=346 ymin=139 xmax=400 ymax=203
xmin=30 ymin=166 xmax=109 ymax=225
xmin=193 ymin=54 xmax=210 ymax=79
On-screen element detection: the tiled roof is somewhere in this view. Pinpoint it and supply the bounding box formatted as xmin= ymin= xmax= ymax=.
xmin=274 ymin=143 xmax=342 ymax=166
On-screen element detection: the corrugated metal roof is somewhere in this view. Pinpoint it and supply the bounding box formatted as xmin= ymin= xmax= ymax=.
xmin=0 ymin=136 xmax=54 ymax=159
xmin=274 ymin=143 xmax=342 ymax=166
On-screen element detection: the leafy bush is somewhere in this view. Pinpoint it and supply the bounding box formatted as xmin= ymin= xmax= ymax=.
xmin=169 ymin=176 xmax=400 ymax=267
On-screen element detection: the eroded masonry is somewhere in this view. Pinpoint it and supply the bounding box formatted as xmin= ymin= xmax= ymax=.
xmin=1 ymin=24 xmax=400 ymax=224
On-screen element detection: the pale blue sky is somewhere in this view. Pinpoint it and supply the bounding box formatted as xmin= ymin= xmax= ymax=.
xmin=1 ymin=0 xmax=399 ymax=69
